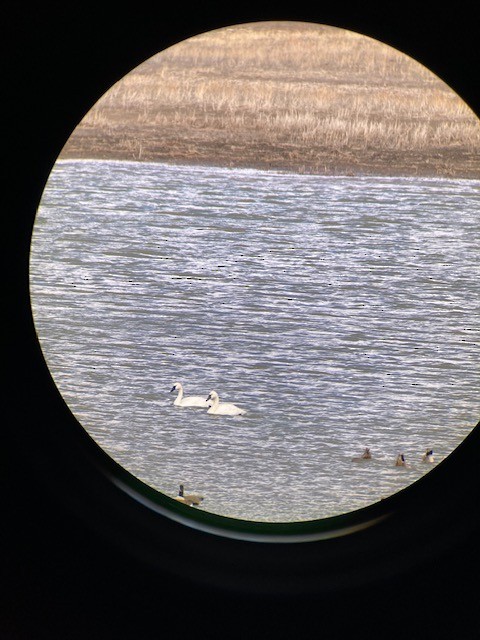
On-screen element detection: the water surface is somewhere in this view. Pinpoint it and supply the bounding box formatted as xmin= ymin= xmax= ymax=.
xmin=30 ymin=160 xmax=479 ymax=521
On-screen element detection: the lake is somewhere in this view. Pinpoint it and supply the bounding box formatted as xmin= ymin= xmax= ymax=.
xmin=30 ymin=159 xmax=479 ymax=522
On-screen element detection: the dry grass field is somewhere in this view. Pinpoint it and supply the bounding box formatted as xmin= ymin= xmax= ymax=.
xmin=61 ymin=21 xmax=480 ymax=177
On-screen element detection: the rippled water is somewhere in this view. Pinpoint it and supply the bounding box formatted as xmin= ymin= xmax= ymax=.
xmin=30 ymin=159 xmax=479 ymax=522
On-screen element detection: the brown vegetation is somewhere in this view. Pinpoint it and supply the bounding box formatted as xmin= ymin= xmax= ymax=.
xmin=61 ymin=22 xmax=480 ymax=178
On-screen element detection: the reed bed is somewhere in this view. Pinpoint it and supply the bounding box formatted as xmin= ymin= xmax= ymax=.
xmin=63 ymin=21 xmax=480 ymax=176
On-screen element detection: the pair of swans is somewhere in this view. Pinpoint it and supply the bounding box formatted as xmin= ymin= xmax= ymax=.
xmin=170 ymin=382 xmax=246 ymax=416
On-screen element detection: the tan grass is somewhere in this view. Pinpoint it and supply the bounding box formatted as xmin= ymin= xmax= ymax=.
xmin=64 ymin=21 xmax=480 ymax=175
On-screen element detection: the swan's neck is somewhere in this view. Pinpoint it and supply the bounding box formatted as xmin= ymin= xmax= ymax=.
xmin=207 ymin=395 xmax=219 ymax=411
xmin=175 ymin=387 xmax=184 ymax=402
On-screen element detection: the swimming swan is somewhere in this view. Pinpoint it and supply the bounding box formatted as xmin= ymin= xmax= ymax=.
xmin=174 ymin=484 xmax=204 ymax=506
xmin=171 ymin=382 xmax=208 ymax=408
xmin=206 ymin=390 xmax=246 ymax=416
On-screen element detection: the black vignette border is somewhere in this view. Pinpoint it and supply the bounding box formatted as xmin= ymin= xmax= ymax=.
xmin=3 ymin=2 xmax=480 ymax=639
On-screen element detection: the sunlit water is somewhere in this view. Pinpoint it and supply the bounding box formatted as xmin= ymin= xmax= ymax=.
xmin=30 ymin=160 xmax=479 ymax=522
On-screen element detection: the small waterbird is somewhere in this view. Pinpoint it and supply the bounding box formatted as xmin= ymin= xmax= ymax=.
xmin=395 ymin=453 xmax=409 ymax=467
xmin=422 ymin=449 xmax=435 ymax=463
xmin=352 ymin=447 xmax=372 ymax=461
xmin=174 ymin=484 xmax=204 ymax=506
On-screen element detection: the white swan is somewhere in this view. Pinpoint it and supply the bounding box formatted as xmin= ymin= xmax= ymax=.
xmin=174 ymin=484 xmax=204 ymax=506
xmin=206 ymin=390 xmax=246 ymax=416
xmin=170 ymin=382 xmax=208 ymax=408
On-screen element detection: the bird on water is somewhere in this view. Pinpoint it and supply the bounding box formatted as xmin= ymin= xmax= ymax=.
xmin=174 ymin=484 xmax=204 ymax=506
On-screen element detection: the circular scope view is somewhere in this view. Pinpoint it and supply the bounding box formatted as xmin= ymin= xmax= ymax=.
xmin=30 ymin=22 xmax=480 ymax=522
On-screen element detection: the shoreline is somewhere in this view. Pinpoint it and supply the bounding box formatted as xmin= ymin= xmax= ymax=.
xmin=60 ymin=145 xmax=480 ymax=180
xmin=58 ymin=155 xmax=480 ymax=183
xmin=59 ymin=22 xmax=480 ymax=182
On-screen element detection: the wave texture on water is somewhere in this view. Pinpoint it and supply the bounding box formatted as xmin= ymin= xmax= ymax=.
xmin=30 ymin=160 xmax=480 ymax=521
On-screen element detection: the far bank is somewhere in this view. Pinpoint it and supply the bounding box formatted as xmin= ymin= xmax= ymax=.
xmin=60 ymin=22 xmax=480 ymax=180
